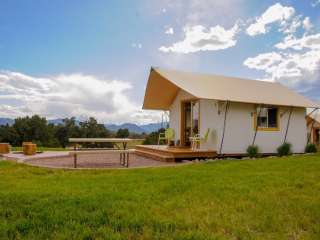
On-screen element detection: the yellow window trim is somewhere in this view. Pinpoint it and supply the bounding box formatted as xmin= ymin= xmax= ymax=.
xmin=253 ymin=107 xmax=280 ymax=132
xmin=255 ymin=127 xmax=280 ymax=131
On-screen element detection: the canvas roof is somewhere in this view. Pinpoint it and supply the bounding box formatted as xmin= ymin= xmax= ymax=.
xmin=143 ymin=67 xmax=319 ymax=110
xmin=308 ymin=110 xmax=320 ymax=123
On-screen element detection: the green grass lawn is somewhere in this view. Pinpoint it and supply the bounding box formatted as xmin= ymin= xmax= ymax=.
xmin=0 ymin=154 xmax=320 ymax=239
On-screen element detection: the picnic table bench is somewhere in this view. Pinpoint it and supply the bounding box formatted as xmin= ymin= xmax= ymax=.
xmin=68 ymin=138 xmax=143 ymax=168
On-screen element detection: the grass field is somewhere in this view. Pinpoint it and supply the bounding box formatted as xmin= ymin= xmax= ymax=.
xmin=0 ymin=154 xmax=320 ymax=239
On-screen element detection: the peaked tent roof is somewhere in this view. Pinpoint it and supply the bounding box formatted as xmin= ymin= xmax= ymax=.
xmin=143 ymin=67 xmax=319 ymax=110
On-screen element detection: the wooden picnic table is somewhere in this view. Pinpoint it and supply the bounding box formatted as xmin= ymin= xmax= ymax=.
xmin=68 ymin=138 xmax=143 ymax=168
xmin=69 ymin=138 xmax=142 ymax=150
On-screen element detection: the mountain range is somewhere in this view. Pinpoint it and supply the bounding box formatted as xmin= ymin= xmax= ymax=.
xmin=105 ymin=122 xmax=168 ymax=133
xmin=0 ymin=118 xmax=167 ymax=134
xmin=0 ymin=118 xmax=14 ymax=126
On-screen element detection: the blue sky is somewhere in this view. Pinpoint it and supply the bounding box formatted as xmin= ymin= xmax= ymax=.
xmin=0 ymin=0 xmax=319 ymax=123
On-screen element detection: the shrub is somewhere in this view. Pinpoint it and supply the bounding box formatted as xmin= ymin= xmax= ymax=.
xmin=277 ymin=142 xmax=292 ymax=156
xmin=305 ymin=143 xmax=317 ymax=153
xmin=246 ymin=145 xmax=259 ymax=158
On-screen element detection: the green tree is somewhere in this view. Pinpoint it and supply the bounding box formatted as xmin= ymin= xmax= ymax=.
xmin=143 ymin=128 xmax=165 ymax=145
xmin=12 ymin=115 xmax=49 ymax=146
xmin=46 ymin=123 xmax=60 ymax=147
xmin=79 ymin=117 xmax=110 ymax=138
xmin=116 ymin=128 xmax=129 ymax=138
xmin=79 ymin=117 xmax=111 ymax=148
xmin=54 ymin=117 xmax=81 ymax=148
xmin=0 ymin=124 xmax=19 ymax=146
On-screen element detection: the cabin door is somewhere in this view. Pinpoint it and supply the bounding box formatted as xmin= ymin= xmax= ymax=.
xmin=181 ymin=100 xmax=199 ymax=146
xmin=316 ymin=129 xmax=320 ymax=145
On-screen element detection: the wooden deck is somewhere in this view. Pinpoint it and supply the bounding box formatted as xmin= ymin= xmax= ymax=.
xmin=135 ymin=145 xmax=217 ymax=162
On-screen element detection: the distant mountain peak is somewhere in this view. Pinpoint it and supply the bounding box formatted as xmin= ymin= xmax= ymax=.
xmin=0 ymin=118 xmax=14 ymax=126
xmin=105 ymin=122 xmax=166 ymax=133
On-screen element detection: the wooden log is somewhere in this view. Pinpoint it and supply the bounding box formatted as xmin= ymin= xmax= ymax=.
xmin=0 ymin=143 xmax=10 ymax=154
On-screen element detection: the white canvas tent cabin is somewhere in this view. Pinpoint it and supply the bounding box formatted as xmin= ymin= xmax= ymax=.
xmin=141 ymin=67 xmax=319 ymax=156
xmin=306 ymin=110 xmax=320 ymax=148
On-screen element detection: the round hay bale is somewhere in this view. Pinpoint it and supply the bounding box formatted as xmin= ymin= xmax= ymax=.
xmin=0 ymin=143 xmax=10 ymax=154
xmin=23 ymin=143 xmax=37 ymax=155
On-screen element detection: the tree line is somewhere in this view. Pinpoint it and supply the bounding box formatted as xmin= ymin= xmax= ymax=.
xmin=0 ymin=115 xmax=150 ymax=147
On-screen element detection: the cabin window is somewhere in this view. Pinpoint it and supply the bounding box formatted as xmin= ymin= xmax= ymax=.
xmin=256 ymin=107 xmax=279 ymax=130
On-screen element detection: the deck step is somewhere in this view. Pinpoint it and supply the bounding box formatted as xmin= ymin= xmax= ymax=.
xmin=135 ymin=145 xmax=173 ymax=157
xmin=135 ymin=145 xmax=217 ymax=162
xmin=135 ymin=149 xmax=175 ymax=162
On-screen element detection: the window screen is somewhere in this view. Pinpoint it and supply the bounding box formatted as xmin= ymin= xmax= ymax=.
xmin=257 ymin=107 xmax=278 ymax=129
xmin=268 ymin=108 xmax=278 ymax=128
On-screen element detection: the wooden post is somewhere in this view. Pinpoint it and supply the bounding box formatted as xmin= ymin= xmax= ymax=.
xmin=219 ymin=101 xmax=230 ymax=155
xmin=126 ymin=152 xmax=129 ymax=168
xmin=252 ymin=105 xmax=262 ymax=146
xmin=123 ymin=142 xmax=127 ymax=150
xmin=73 ymin=144 xmax=77 ymax=168
xmin=283 ymin=106 xmax=293 ymax=144
xmin=120 ymin=152 xmax=123 ymax=166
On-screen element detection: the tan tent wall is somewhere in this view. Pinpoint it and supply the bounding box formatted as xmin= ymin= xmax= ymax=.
xmin=169 ymin=89 xmax=307 ymax=154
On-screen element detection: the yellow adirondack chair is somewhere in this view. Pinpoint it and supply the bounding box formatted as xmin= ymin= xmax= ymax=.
xmin=158 ymin=128 xmax=175 ymax=145
xmin=189 ymin=128 xmax=210 ymax=150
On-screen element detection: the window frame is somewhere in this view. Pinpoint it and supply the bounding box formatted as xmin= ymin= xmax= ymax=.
xmin=254 ymin=106 xmax=280 ymax=131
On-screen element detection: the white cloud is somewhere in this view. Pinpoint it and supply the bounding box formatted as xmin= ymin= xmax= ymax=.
xmin=165 ymin=27 xmax=174 ymax=35
xmin=244 ymin=6 xmax=320 ymax=99
xmin=302 ymin=17 xmax=313 ymax=31
xmin=244 ymin=49 xmax=320 ymax=87
xmin=281 ymin=15 xmax=302 ymax=34
xmin=274 ymin=33 xmax=320 ymax=50
xmin=159 ymin=23 xmax=239 ymax=53
xmin=246 ymin=3 xmax=295 ymax=36
xmin=244 ymin=52 xmax=283 ymax=71
xmin=0 ymin=71 xmax=159 ymax=124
